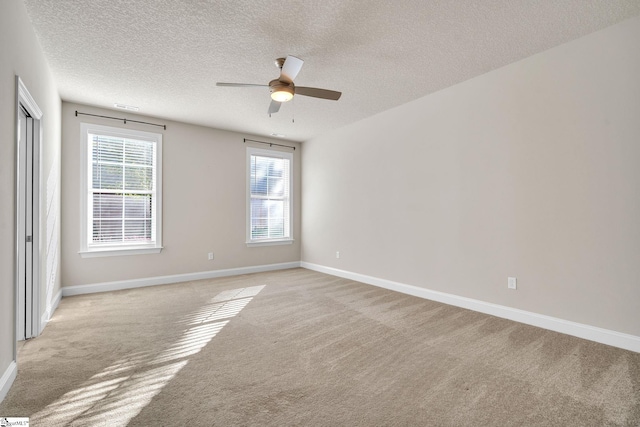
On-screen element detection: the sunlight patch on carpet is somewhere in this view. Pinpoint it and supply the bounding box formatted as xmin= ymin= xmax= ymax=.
xmin=30 ymin=284 xmax=265 ymax=426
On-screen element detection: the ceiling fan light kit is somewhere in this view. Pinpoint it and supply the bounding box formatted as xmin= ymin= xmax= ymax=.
xmin=216 ymin=55 xmax=342 ymax=114
xmin=269 ymin=80 xmax=294 ymax=102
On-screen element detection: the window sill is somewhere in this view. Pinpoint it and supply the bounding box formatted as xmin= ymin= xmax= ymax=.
xmin=79 ymin=246 xmax=163 ymax=258
xmin=246 ymin=239 xmax=294 ymax=247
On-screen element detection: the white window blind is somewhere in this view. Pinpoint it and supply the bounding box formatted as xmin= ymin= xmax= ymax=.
xmin=247 ymin=148 xmax=292 ymax=244
xmin=80 ymin=123 xmax=162 ymax=256
xmin=91 ymin=134 xmax=155 ymax=243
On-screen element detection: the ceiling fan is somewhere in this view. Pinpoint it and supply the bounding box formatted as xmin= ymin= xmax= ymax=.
xmin=216 ymin=56 xmax=342 ymax=115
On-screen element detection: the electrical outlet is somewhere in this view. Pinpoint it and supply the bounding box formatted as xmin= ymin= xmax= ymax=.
xmin=208 ymin=252 xmax=214 ymax=261
xmin=336 ymin=251 xmax=340 ymax=259
xmin=508 ymin=277 xmax=517 ymax=290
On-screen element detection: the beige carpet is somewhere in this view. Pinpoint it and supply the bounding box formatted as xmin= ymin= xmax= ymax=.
xmin=1 ymin=268 xmax=639 ymax=426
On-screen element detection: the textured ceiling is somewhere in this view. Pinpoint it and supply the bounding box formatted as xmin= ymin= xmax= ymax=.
xmin=22 ymin=0 xmax=640 ymax=142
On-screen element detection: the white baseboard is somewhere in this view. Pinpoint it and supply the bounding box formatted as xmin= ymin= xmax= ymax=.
xmin=300 ymin=262 xmax=640 ymax=353
xmin=62 ymin=262 xmax=301 ymax=297
xmin=40 ymin=288 xmax=63 ymax=333
xmin=0 ymin=361 xmax=17 ymax=404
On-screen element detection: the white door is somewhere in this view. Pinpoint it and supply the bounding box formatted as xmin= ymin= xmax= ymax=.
xmin=17 ymin=106 xmax=35 ymax=341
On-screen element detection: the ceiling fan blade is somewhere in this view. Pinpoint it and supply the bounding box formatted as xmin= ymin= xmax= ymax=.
xmin=268 ymin=100 xmax=281 ymax=115
xmin=280 ymin=56 xmax=304 ymax=83
xmin=216 ymin=82 xmax=268 ymax=87
xmin=295 ymin=86 xmax=342 ymax=101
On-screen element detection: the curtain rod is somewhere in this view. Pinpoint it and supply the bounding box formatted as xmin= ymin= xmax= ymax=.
xmin=75 ymin=110 xmax=166 ymax=130
xmin=244 ymin=138 xmax=295 ymax=150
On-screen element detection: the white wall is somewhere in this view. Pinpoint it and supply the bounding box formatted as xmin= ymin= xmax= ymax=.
xmin=0 ymin=0 xmax=62 ymax=397
xmin=61 ymin=102 xmax=301 ymax=288
xmin=302 ymin=16 xmax=640 ymax=337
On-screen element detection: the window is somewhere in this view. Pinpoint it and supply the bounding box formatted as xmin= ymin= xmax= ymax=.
xmin=80 ymin=123 xmax=162 ymax=257
xmin=247 ymin=147 xmax=293 ymax=246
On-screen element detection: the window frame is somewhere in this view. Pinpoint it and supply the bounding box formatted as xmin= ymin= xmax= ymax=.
xmin=246 ymin=146 xmax=294 ymax=246
xmin=79 ymin=122 xmax=163 ymax=257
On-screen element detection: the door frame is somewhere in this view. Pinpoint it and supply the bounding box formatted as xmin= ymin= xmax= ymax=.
xmin=15 ymin=76 xmax=42 ymax=350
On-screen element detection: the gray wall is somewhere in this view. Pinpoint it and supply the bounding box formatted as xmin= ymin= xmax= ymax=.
xmin=301 ymin=16 xmax=640 ymax=336
xmin=0 ymin=0 xmax=61 ymax=384
xmin=61 ymin=102 xmax=301 ymax=287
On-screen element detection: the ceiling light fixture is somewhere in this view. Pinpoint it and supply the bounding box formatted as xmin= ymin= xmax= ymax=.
xmin=271 ymin=90 xmax=293 ymax=102
xmin=269 ymin=80 xmax=294 ymax=102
